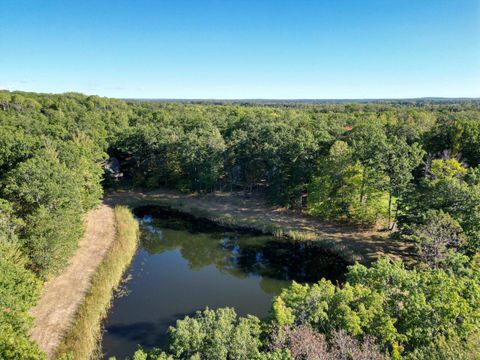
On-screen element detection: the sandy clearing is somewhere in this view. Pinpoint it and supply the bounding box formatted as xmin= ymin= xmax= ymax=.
xmin=30 ymin=204 xmax=116 ymax=359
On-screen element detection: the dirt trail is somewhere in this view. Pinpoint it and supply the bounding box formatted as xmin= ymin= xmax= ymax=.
xmin=107 ymin=189 xmax=413 ymax=263
xmin=30 ymin=204 xmax=116 ymax=359
xmin=28 ymin=191 xmax=409 ymax=357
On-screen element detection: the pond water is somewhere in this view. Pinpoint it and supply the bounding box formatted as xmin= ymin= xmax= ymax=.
xmin=101 ymin=206 xmax=347 ymax=359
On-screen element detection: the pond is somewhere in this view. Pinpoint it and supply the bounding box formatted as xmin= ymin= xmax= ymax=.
xmin=101 ymin=206 xmax=348 ymax=359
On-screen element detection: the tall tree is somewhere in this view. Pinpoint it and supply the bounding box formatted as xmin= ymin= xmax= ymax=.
xmin=384 ymin=137 xmax=424 ymax=229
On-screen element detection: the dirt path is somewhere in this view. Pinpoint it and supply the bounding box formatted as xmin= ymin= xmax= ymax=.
xmin=28 ymin=191 xmax=409 ymax=357
xmin=30 ymin=204 xmax=116 ymax=359
xmin=107 ymin=189 xmax=413 ymax=263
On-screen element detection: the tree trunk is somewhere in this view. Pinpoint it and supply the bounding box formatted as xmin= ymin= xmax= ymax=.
xmin=360 ymin=169 xmax=366 ymax=204
xmin=388 ymin=190 xmax=392 ymax=231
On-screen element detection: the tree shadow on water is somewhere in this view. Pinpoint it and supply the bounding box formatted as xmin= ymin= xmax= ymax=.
xmin=232 ymin=240 xmax=347 ymax=284
xmin=105 ymin=311 xmax=198 ymax=349
xmin=136 ymin=205 xmax=348 ymax=285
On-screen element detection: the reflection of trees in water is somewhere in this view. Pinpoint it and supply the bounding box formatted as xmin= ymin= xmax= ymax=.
xmin=259 ymin=277 xmax=288 ymax=295
xmin=138 ymin=208 xmax=347 ymax=285
xmin=229 ymin=239 xmax=346 ymax=284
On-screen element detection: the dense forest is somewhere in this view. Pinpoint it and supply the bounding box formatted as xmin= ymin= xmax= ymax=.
xmin=0 ymin=90 xmax=479 ymax=359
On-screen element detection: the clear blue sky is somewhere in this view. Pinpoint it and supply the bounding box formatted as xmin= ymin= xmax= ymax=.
xmin=1 ymin=0 xmax=479 ymax=99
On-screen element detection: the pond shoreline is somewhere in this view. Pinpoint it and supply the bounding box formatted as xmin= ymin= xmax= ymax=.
xmin=30 ymin=205 xmax=118 ymax=359
xmin=106 ymin=189 xmax=412 ymax=264
xmin=54 ymin=206 xmax=139 ymax=360
xmin=102 ymin=204 xmax=348 ymax=358
xmin=30 ymin=189 xmax=409 ymax=359
xmin=136 ymin=202 xmax=268 ymax=235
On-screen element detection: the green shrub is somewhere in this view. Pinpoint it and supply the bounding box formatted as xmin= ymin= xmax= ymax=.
xmin=273 ymin=258 xmax=480 ymax=359
xmin=132 ymin=308 xmax=263 ymax=360
xmin=0 ymin=240 xmax=44 ymax=359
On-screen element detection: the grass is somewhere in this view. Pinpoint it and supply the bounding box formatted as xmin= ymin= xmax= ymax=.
xmin=286 ymin=230 xmax=317 ymax=241
xmin=107 ymin=189 xmax=398 ymax=264
xmin=111 ymin=193 xmax=361 ymax=262
xmin=118 ymin=195 xmax=280 ymax=235
xmin=55 ymin=206 xmax=139 ymax=360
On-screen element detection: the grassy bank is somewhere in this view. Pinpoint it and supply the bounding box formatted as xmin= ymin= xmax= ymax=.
xmin=106 ymin=190 xmax=396 ymax=264
xmin=55 ymin=206 xmax=139 ymax=360
xmin=108 ymin=190 xmax=286 ymax=233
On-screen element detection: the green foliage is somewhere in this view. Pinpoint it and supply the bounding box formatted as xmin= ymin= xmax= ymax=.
xmin=178 ymin=125 xmax=226 ymax=191
xmin=1 ymin=91 xmax=480 ymax=359
xmin=115 ymin=124 xmax=183 ymax=188
xmin=426 ymin=112 xmax=480 ymax=167
xmin=410 ymin=210 xmax=466 ymax=269
xmin=273 ymin=258 xmax=480 ymax=359
xmin=130 ymin=258 xmax=480 ymax=360
xmin=308 ymin=141 xmax=389 ymax=225
xmin=2 ymin=149 xmax=84 ymax=276
xmin=56 ymin=206 xmax=139 ymax=360
xmin=3 ymin=148 xmax=82 ymax=214
xmin=56 ymin=134 xmax=106 ymax=210
xmin=22 ymin=205 xmax=83 ymax=276
xmin=0 ymin=240 xmax=44 ymax=359
xmin=384 ymin=136 xmax=424 ymax=229
xmin=399 ymin=160 xmax=480 ymax=255
xmin=130 ymin=349 xmax=174 ymax=360
xmin=132 ymin=308 xmax=264 ymax=360
xmin=430 ymin=159 xmax=467 ymax=180
xmin=0 ymin=199 xmax=22 ymax=242
xmin=167 ymin=307 xmax=262 ymax=360
xmin=0 ymin=324 xmax=45 ymax=360
xmin=0 ymin=90 xmax=123 ymax=357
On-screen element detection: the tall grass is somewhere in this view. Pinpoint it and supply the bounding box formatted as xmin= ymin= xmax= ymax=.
xmin=55 ymin=206 xmax=139 ymax=360
xmin=113 ymin=194 xmax=361 ymax=263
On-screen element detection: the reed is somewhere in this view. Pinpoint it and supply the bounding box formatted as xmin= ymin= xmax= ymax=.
xmin=55 ymin=206 xmax=139 ymax=360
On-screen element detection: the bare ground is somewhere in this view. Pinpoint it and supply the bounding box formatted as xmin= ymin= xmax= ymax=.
xmin=30 ymin=204 xmax=116 ymax=359
xmin=107 ymin=189 xmax=413 ymax=263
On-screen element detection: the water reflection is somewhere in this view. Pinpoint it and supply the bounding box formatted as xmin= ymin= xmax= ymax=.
xmin=101 ymin=206 xmax=347 ymax=359
xmin=137 ymin=206 xmax=346 ymax=286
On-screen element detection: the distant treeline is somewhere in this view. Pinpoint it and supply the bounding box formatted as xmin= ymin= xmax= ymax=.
xmin=0 ymin=90 xmax=479 ymax=359
xmin=127 ymin=97 xmax=480 ymax=107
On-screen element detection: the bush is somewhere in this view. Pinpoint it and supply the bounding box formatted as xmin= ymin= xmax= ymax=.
xmin=2 ymin=150 xmax=85 ymax=277
xmin=168 ymin=307 xmax=262 ymax=360
xmin=273 ymin=258 xmax=480 ymax=359
xmin=410 ymin=210 xmax=466 ymax=269
xmin=0 ymin=240 xmax=44 ymax=359
xmin=22 ymin=206 xmax=83 ymax=277
xmin=132 ymin=308 xmax=263 ymax=360
xmin=270 ymin=325 xmax=386 ymax=360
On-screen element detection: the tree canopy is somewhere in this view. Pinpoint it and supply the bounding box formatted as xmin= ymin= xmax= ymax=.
xmin=1 ymin=90 xmax=479 ymax=359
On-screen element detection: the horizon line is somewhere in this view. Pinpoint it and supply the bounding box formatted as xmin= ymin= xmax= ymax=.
xmin=1 ymin=89 xmax=479 ymax=102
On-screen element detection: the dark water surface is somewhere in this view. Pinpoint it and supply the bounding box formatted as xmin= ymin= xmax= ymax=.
xmin=101 ymin=206 xmax=347 ymax=359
